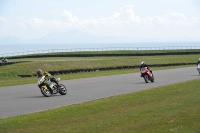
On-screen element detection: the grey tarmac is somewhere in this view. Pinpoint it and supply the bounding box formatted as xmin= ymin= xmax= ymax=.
xmin=0 ymin=66 xmax=198 ymax=118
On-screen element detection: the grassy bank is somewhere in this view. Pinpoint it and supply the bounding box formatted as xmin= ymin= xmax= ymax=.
xmin=0 ymin=65 xmax=194 ymax=87
xmin=6 ymin=49 xmax=200 ymax=57
xmin=0 ymin=78 xmax=199 ymax=133
xmin=1 ymin=54 xmax=199 ymax=78
xmin=0 ymin=53 xmax=198 ymax=87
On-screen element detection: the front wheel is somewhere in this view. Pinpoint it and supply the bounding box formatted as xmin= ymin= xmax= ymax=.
xmin=197 ymin=68 xmax=200 ymax=75
xmin=143 ymin=75 xmax=148 ymax=83
xmin=59 ymin=84 xmax=67 ymax=95
xmin=40 ymin=87 xmax=52 ymax=97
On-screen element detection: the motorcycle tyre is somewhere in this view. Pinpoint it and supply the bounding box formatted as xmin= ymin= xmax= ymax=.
xmin=59 ymin=84 xmax=67 ymax=95
xmin=144 ymin=75 xmax=148 ymax=83
xmin=40 ymin=87 xmax=52 ymax=97
xmin=151 ymin=76 xmax=155 ymax=82
xmin=197 ymin=68 xmax=200 ymax=75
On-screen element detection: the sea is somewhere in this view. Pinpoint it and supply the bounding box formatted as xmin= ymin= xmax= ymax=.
xmin=0 ymin=42 xmax=200 ymax=57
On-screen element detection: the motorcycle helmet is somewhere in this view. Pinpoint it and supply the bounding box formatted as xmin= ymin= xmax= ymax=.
xmin=141 ymin=61 xmax=145 ymax=65
xmin=36 ymin=69 xmax=43 ymax=77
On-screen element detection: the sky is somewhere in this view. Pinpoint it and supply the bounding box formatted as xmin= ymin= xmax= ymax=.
xmin=0 ymin=0 xmax=200 ymax=41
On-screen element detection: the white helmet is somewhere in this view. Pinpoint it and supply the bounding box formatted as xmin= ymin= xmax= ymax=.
xmin=141 ymin=61 xmax=145 ymax=65
xmin=199 ymin=58 xmax=200 ymax=61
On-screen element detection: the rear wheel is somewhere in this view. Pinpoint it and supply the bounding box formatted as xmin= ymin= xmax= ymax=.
xmin=59 ymin=84 xmax=67 ymax=95
xmin=144 ymin=75 xmax=148 ymax=83
xmin=151 ymin=77 xmax=155 ymax=82
xmin=40 ymin=87 xmax=51 ymax=97
xmin=197 ymin=68 xmax=200 ymax=75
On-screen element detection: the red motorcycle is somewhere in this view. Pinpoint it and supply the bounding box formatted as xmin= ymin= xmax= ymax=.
xmin=140 ymin=67 xmax=154 ymax=83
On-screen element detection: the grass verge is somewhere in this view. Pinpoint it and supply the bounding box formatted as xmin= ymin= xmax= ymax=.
xmin=0 ymin=78 xmax=199 ymax=133
xmin=0 ymin=54 xmax=199 ymax=79
xmin=0 ymin=65 xmax=193 ymax=87
xmin=6 ymin=49 xmax=200 ymax=57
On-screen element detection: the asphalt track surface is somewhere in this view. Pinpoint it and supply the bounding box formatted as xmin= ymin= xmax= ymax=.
xmin=0 ymin=67 xmax=199 ymax=118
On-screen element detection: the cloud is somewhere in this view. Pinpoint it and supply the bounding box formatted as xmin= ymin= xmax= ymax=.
xmin=0 ymin=17 xmax=6 ymax=23
xmin=111 ymin=12 xmax=120 ymax=19
xmin=1 ymin=5 xmax=200 ymax=39
xmin=168 ymin=12 xmax=187 ymax=22
xmin=16 ymin=7 xmax=198 ymax=30
xmin=119 ymin=5 xmax=140 ymax=22
xmin=62 ymin=9 xmax=79 ymax=23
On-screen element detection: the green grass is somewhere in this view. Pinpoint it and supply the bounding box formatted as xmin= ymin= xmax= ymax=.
xmin=7 ymin=49 xmax=200 ymax=57
xmin=0 ymin=65 xmax=194 ymax=87
xmin=44 ymin=49 xmax=200 ymax=54
xmin=0 ymin=54 xmax=198 ymax=87
xmin=8 ymin=53 xmax=200 ymax=62
xmin=1 ymin=54 xmax=198 ymax=79
xmin=0 ymin=78 xmax=199 ymax=133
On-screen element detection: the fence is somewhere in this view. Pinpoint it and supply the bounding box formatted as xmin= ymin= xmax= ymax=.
xmin=0 ymin=46 xmax=200 ymax=58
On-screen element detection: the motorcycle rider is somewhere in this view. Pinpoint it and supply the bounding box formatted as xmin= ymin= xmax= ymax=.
xmin=36 ymin=69 xmax=61 ymax=88
xmin=2 ymin=58 xmax=7 ymax=63
xmin=140 ymin=61 xmax=153 ymax=77
xmin=197 ymin=58 xmax=200 ymax=66
xmin=196 ymin=58 xmax=200 ymax=71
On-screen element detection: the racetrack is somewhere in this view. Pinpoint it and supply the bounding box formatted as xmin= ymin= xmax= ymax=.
xmin=0 ymin=67 xmax=198 ymax=118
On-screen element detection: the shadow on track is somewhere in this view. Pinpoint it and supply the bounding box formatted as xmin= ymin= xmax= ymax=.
xmin=21 ymin=96 xmax=46 ymax=98
xmin=133 ymin=81 xmax=156 ymax=84
xmin=21 ymin=94 xmax=67 ymax=98
xmin=133 ymin=82 xmax=147 ymax=84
